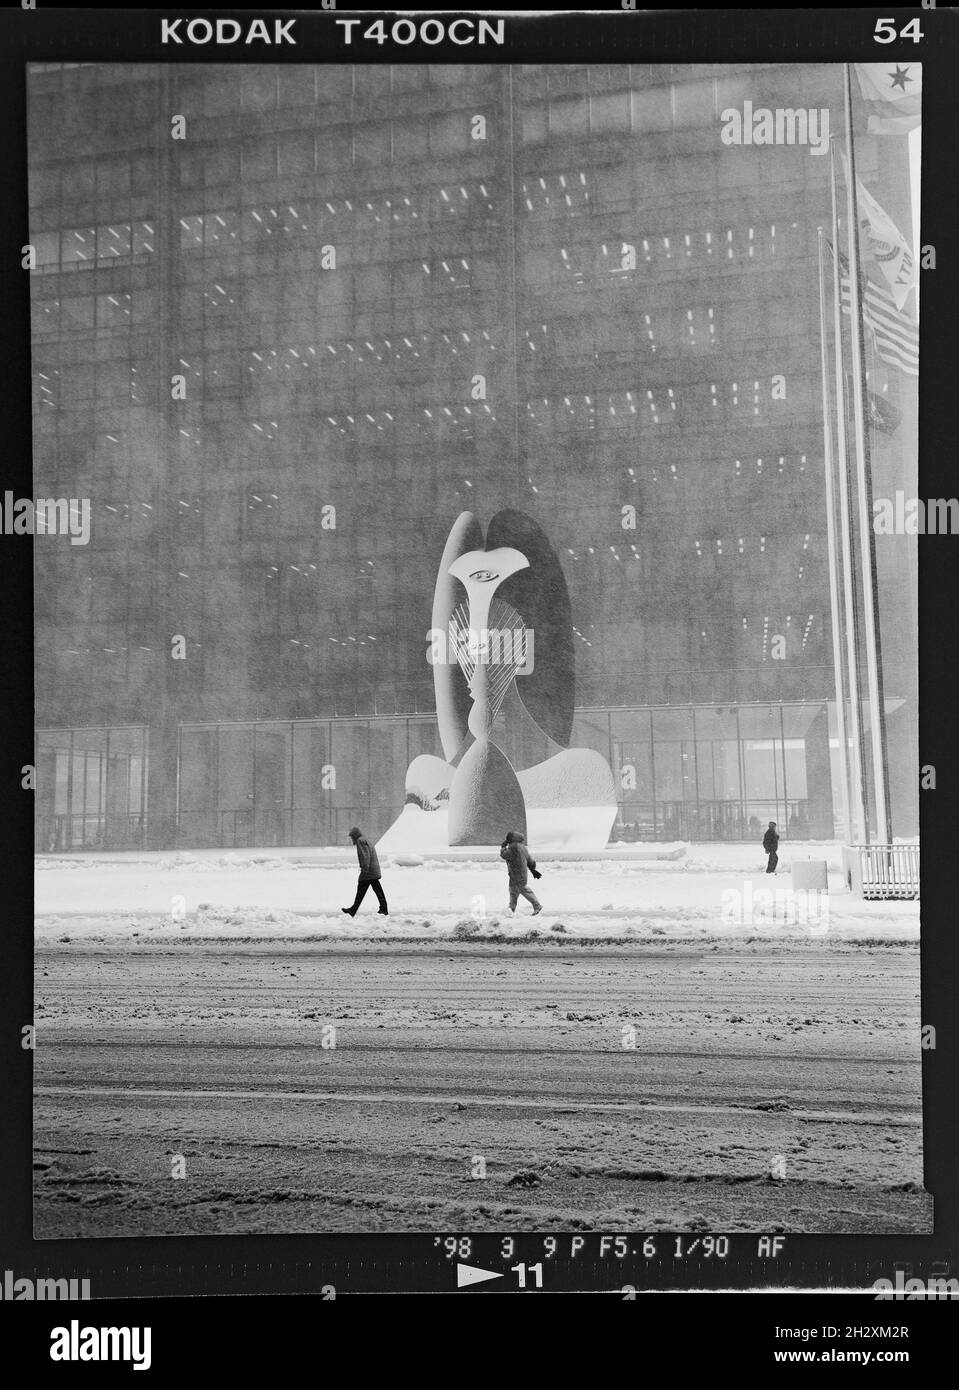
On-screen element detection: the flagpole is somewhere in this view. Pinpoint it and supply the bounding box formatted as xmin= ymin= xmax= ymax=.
xmin=843 ymin=61 xmax=893 ymax=845
xmin=829 ymin=138 xmax=868 ymax=844
xmin=817 ymin=228 xmax=853 ymax=844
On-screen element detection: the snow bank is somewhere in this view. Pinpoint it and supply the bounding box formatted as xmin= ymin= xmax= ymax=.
xmin=35 ymin=843 xmax=919 ymax=945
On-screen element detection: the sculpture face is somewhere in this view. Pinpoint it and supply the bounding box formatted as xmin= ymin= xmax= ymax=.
xmin=431 ymin=509 xmax=575 ymax=762
xmin=447 ymin=546 xmax=530 ymax=739
xmin=448 ymin=547 xmax=529 ymax=633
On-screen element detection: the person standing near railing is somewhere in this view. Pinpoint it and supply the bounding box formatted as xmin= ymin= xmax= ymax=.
xmin=763 ymin=820 xmax=779 ymax=875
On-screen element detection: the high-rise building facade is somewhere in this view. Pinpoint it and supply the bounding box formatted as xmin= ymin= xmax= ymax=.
xmin=29 ymin=62 xmax=918 ymax=850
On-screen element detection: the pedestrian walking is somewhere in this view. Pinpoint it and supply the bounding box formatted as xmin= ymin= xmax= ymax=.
xmin=763 ymin=820 xmax=779 ymax=875
xmin=500 ymin=829 xmax=543 ymax=914
xmin=342 ymin=826 xmax=388 ymax=916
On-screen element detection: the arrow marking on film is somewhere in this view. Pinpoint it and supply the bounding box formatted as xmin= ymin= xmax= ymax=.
xmin=457 ymin=1263 xmax=503 ymax=1289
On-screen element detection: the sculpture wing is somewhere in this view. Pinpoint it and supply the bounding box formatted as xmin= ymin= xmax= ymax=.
xmin=485 ymin=508 xmax=574 ymax=748
xmin=430 ymin=511 xmax=485 ymax=762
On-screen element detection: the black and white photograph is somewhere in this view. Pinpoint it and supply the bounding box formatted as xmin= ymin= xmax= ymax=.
xmin=27 ymin=50 xmax=927 ymax=1244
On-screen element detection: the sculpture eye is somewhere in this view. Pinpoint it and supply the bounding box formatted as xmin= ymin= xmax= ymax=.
xmin=469 ymin=568 xmax=499 ymax=582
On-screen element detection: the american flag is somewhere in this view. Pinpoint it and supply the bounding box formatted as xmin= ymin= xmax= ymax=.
xmin=866 ymin=388 xmax=902 ymax=436
xmin=833 ymin=246 xmax=919 ymax=377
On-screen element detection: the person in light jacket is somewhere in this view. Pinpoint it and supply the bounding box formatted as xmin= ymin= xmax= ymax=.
xmin=342 ymin=826 xmax=388 ymax=916
xmin=500 ymin=830 xmax=543 ymax=914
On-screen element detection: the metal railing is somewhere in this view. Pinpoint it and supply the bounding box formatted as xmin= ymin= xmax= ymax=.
xmin=213 ymin=806 xmax=403 ymax=850
xmin=853 ymin=844 xmax=920 ymax=900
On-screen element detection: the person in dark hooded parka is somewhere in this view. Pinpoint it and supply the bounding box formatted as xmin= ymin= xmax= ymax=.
xmin=342 ymin=826 xmax=388 ymax=916
xmin=500 ymin=829 xmax=543 ymax=914
xmin=762 ymin=820 xmax=779 ymax=875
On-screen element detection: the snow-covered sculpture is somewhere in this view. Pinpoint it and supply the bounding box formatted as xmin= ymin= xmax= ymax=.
xmin=379 ymin=509 xmax=618 ymax=851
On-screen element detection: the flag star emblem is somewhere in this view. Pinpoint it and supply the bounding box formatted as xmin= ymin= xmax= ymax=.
xmin=888 ymin=65 xmax=913 ymax=92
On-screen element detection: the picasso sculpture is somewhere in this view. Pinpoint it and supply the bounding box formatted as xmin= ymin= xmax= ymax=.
xmin=380 ymin=508 xmax=617 ymax=850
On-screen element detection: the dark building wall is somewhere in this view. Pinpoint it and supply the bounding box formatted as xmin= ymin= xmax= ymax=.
xmin=27 ymin=62 xmax=917 ymax=844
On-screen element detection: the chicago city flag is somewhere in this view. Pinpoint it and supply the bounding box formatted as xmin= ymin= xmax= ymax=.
xmin=855 ymin=176 xmax=917 ymax=312
xmin=854 ymin=62 xmax=922 ymax=135
xmin=840 ymin=151 xmax=918 ymax=312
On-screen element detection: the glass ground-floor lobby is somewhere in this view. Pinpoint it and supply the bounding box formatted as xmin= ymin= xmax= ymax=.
xmin=35 ymin=700 xmax=841 ymax=851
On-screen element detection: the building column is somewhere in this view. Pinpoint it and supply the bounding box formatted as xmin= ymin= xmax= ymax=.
xmin=146 ymin=67 xmax=181 ymax=850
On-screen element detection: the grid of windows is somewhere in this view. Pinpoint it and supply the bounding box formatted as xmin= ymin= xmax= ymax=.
xmin=30 ymin=63 xmax=842 ymax=718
